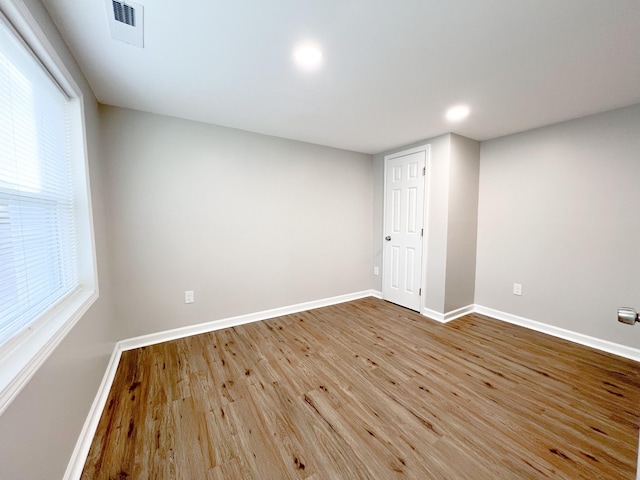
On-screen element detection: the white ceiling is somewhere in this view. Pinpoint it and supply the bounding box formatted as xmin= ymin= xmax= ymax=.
xmin=42 ymin=0 xmax=640 ymax=154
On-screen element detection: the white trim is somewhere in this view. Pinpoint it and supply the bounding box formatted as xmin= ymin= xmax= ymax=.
xmin=474 ymin=305 xmax=640 ymax=362
xmin=420 ymin=145 xmax=432 ymax=314
xmin=120 ymin=290 xmax=377 ymax=351
xmin=64 ymin=289 xmax=378 ymax=479
xmin=421 ymin=303 xmax=640 ymax=361
xmin=0 ymin=289 xmax=98 ymax=416
xmin=422 ymin=304 xmax=474 ymax=323
xmin=63 ymin=345 xmax=121 ymax=480
xmin=445 ymin=305 xmax=475 ymax=322
xmin=422 ymin=307 xmax=447 ymax=323
xmin=0 ymin=0 xmax=83 ymax=97
xmin=0 ymin=0 xmax=98 ymax=415
xmin=637 ymin=430 xmax=640 ymax=480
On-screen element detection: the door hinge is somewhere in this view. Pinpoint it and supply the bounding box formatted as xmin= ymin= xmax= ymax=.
xmin=422 ymin=167 xmax=426 ymax=176
xmin=421 ymin=228 xmax=424 ymax=237
xmin=419 ymin=288 xmax=422 ymax=296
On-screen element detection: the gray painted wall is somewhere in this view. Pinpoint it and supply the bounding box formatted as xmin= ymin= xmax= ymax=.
xmin=445 ymin=134 xmax=480 ymax=312
xmin=102 ymin=106 xmax=374 ymax=339
xmin=0 ymin=1 xmax=116 ymax=478
xmin=423 ymin=135 xmax=452 ymax=313
xmin=475 ymin=104 xmax=640 ymax=348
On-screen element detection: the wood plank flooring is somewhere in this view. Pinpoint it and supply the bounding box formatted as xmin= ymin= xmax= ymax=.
xmin=82 ymin=297 xmax=640 ymax=479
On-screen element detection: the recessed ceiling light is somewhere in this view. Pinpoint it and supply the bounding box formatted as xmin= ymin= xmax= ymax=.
xmin=293 ymin=45 xmax=323 ymax=71
xmin=446 ymin=105 xmax=470 ymax=122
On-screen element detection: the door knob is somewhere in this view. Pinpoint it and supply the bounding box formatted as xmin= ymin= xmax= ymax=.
xmin=385 ymin=236 xmax=391 ymax=241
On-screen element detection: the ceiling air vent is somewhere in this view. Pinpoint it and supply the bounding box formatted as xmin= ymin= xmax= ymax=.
xmin=112 ymin=0 xmax=135 ymax=27
xmin=105 ymin=0 xmax=144 ymax=48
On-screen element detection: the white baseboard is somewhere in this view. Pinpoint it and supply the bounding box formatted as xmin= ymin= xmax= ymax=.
xmin=422 ymin=307 xmax=447 ymax=323
xmin=64 ymin=289 xmax=379 ymax=479
xmin=63 ymin=346 xmax=122 ymax=480
xmin=119 ymin=289 xmax=378 ymax=351
xmin=422 ymin=304 xmax=474 ymax=323
xmin=474 ymin=305 xmax=640 ymax=362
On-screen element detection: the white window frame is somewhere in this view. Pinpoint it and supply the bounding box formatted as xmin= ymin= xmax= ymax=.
xmin=0 ymin=0 xmax=98 ymax=415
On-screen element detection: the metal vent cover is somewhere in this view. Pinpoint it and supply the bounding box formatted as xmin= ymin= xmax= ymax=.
xmin=105 ymin=0 xmax=144 ymax=48
xmin=112 ymin=0 xmax=135 ymax=27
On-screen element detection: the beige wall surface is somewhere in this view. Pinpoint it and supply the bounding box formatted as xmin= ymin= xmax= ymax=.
xmin=0 ymin=1 xmax=116 ymax=479
xmin=102 ymin=106 xmax=374 ymax=339
xmin=444 ymin=134 xmax=480 ymax=312
xmin=422 ymin=135 xmax=452 ymax=313
xmin=475 ymin=104 xmax=640 ymax=347
xmin=372 ymin=150 xmax=384 ymax=290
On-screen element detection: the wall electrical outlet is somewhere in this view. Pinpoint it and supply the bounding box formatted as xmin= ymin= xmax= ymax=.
xmin=184 ymin=290 xmax=195 ymax=304
xmin=373 ymin=266 xmax=380 ymax=276
xmin=513 ymin=283 xmax=522 ymax=296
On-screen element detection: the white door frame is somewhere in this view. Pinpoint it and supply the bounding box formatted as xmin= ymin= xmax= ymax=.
xmin=382 ymin=144 xmax=431 ymax=312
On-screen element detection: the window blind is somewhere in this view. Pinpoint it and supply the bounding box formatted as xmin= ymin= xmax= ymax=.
xmin=0 ymin=19 xmax=79 ymax=348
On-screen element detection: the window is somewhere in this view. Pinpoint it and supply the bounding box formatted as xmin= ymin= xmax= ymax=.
xmin=0 ymin=5 xmax=97 ymax=413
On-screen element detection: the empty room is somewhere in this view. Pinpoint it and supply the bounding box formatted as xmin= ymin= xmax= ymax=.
xmin=0 ymin=0 xmax=639 ymax=478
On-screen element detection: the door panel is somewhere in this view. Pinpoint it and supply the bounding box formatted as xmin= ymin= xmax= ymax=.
xmin=382 ymin=148 xmax=426 ymax=311
xmin=391 ymin=246 xmax=400 ymax=288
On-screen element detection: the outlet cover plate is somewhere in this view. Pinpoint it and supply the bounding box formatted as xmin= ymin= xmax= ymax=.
xmin=185 ymin=290 xmax=194 ymax=304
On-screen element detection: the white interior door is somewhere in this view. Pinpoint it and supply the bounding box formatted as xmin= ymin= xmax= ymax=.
xmin=382 ymin=147 xmax=426 ymax=311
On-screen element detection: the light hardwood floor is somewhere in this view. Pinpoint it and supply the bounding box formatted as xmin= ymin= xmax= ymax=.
xmin=82 ymin=297 xmax=640 ymax=479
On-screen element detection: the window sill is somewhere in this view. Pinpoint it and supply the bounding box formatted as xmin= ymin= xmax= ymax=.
xmin=0 ymin=287 xmax=99 ymax=415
